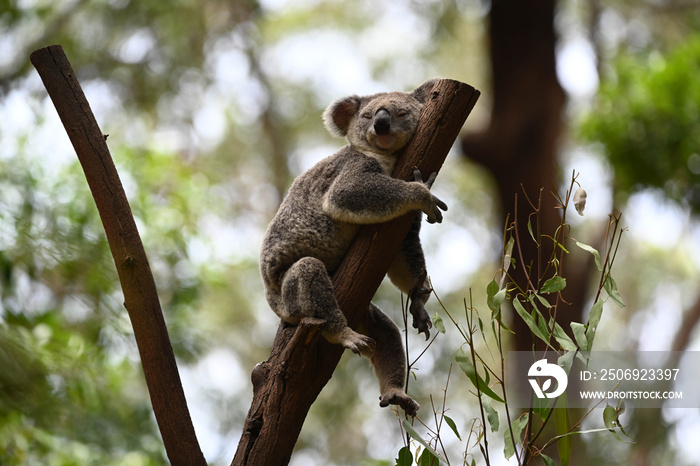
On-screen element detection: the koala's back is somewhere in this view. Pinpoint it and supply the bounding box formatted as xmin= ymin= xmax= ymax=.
xmin=260 ymin=148 xmax=366 ymax=291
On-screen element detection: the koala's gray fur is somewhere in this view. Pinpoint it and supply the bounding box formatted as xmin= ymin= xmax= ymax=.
xmin=259 ymin=79 xmax=446 ymax=416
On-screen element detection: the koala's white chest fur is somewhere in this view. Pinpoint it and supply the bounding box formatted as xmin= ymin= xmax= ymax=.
xmin=358 ymin=149 xmax=397 ymax=175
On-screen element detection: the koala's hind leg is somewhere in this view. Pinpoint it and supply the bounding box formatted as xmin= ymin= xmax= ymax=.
xmin=360 ymin=303 xmax=420 ymax=416
xmin=280 ymin=257 xmax=375 ymax=357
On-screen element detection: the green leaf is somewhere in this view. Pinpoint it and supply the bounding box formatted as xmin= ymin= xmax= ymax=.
xmin=487 ymin=280 xmax=507 ymax=316
xmin=541 ymin=276 xmax=567 ymax=294
xmin=455 ymin=348 xmax=504 ymax=403
xmin=486 ymin=280 xmax=499 ymax=313
xmin=433 ymin=312 xmax=446 ymax=334
xmin=504 ymin=414 xmax=529 ymax=459
xmin=502 ymin=237 xmax=515 ymax=278
xmin=396 ymin=446 xmax=413 ymax=466
xmin=527 ymin=217 xmax=538 ymax=245
xmin=402 ymin=421 xmax=442 ymax=461
xmin=602 ymin=404 xmax=629 ymax=443
xmin=483 ymin=401 xmax=499 ymax=433
xmin=552 ymin=322 xmax=578 ymax=351
xmin=588 ymin=299 xmax=604 ymax=329
xmin=558 ymin=351 xmax=576 ymax=373
xmin=444 ymin=415 xmax=461 ymax=441
xmin=536 ymin=310 xmax=550 ymax=340
xmin=534 ymin=293 xmax=552 ymax=309
xmin=586 ymin=327 xmax=597 ymax=353
xmin=541 ymin=453 xmax=556 ymax=466
xmin=494 ymin=287 xmax=507 ymax=309
xmin=571 ymin=322 xmax=588 ymax=351
xmin=574 ymin=240 xmax=603 ymax=271
xmin=604 ymin=275 xmax=625 ymax=307
xmin=512 ymin=299 xmax=553 ymax=347
xmin=419 ymin=447 xmax=440 ymax=466
xmin=555 ymin=396 xmax=572 ymax=466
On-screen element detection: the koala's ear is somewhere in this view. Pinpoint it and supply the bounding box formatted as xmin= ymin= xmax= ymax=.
xmin=412 ymin=78 xmax=440 ymax=103
xmin=323 ymin=96 xmax=361 ymax=137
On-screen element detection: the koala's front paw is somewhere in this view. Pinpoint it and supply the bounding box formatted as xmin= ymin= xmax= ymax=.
xmin=413 ymin=170 xmax=448 ymax=224
xmin=379 ymin=387 xmax=420 ymax=416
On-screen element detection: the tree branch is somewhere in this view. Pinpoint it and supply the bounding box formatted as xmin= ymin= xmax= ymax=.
xmin=232 ymin=79 xmax=480 ymax=465
xmin=30 ymin=45 xmax=206 ymax=466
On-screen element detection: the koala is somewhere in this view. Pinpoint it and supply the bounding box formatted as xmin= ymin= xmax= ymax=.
xmin=259 ymin=79 xmax=446 ymax=416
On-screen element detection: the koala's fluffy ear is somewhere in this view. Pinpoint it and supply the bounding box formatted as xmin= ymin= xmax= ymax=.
xmin=323 ymin=96 xmax=361 ymax=137
xmin=412 ymin=78 xmax=440 ymax=103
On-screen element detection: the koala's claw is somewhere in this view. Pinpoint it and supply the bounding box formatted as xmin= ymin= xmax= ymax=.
xmin=380 ymin=387 xmax=420 ymax=416
xmin=342 ymin=330 xmax=376 ymax=358
xmin=410 ymin=300 xmax=433 ymax=340
xmin=413 ymin=169 xmax=424 ymax=183
xmin=413 ymin=170 xmax=447 ymax=224
xmin=413 ymin=170 xmax=437 ymax=188
xmin=409 ymin=282 xmax=433 ymax=339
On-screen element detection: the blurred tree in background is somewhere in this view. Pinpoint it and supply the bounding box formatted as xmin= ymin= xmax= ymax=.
xmin=2 ymin=0 xmax=700 ymax=465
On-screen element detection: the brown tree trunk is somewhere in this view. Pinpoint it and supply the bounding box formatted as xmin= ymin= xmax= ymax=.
xmin=233 ymin=80 xmax=480 ymax=466
xmin=461 ymin=0 xmax=589 ymax=351
xmin=30 ymin=45 xmax=206 ymax=466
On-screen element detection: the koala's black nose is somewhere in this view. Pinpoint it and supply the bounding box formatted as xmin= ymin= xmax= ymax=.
xmin=373 ymin=109 xmax=391 ymax=135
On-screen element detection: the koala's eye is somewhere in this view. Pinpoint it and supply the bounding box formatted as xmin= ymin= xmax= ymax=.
xmin=397 ymin=111 xmax=409 ymax=118
xmin=361 ymin=112 xmax=372 ymax=119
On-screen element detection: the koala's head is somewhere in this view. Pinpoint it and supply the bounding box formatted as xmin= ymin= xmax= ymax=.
xmin=323 ymin=79 xmax=438 ymax=155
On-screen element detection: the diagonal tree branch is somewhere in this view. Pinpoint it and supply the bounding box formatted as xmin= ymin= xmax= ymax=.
xmin=232 ymin=78 xmax=480 ymax=466
xmin=30 ymin=45 xmax=206 ymax=466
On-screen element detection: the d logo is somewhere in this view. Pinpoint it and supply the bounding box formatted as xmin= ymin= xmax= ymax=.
xmin=528 ymin=359 xmax=568 ymax=399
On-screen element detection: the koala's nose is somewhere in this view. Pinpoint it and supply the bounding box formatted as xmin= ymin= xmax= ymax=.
xmin=373 ymin=109 xmax=391 ymax=135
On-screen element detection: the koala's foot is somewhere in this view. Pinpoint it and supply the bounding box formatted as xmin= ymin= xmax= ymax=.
xmin=409 ymin=283 xmax=433 ymax=340
xmin=379 ymin=387 xmax=420 ymax=417
xmin=326 ymin=327 xmax=375 ymax=358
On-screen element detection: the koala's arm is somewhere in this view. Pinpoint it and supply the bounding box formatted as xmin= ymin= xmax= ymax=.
xmin=387 ymin=214 xmax=434 ymax=339
xmin=322 ymin=164 xmax=447 ymax=225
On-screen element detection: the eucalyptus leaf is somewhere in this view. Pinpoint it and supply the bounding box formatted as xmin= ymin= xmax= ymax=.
xmin=444 ymin=415 xmax=462 ymax=441
xmin=396 ymin=446 xmax=413 ymax=466
xmin=589 ymin=299 xmax=604 ymax=329
xmin=483 ymin=401 xmax=499 ymax=433
xmin=433 ymin=312 xmax=446 ymax=334
xmin=552 ymin=322 xmax=578 ymax=351
xmin=455 ymin=348 xmax=504 ymax=403
xmin=419 ymin=448 xmax=440 ymax=466
xmin=513 ymin=299 xmax=552 ymax=347
xmin=402 ymin=420 xmax=442 ymax=461
xmin=574 ymin=240 xmax=603 ymax=271
xmin=504 ymin=414 xmax=529 ymax=459
xmin=604 ymin=275 xmax=625 ymax=307
xmin=541 ymin=276 xmax=566 ymax=294
xmin=571 ymin=322 xmax=588 ymax=351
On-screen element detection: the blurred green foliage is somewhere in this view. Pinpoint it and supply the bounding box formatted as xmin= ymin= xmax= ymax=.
xmin=580 ymin=36 xmax=700 ymax=212
xmin=0 ymin=153 xmax=170 ymax=462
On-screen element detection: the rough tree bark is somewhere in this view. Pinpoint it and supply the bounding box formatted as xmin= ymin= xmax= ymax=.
xmin=232 ymin=79 xmax=480 ymax=466
xmin=30 ymin=45 xmax=206 ymax=466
